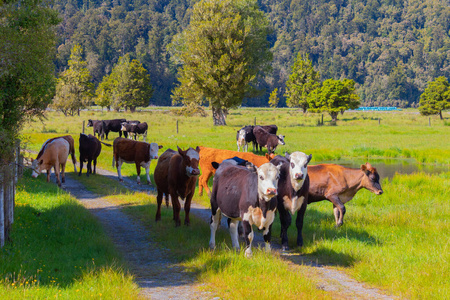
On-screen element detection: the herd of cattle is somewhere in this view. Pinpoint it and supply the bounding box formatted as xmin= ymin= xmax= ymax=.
xmin=30 ymin=119 xmax=383 ymax=256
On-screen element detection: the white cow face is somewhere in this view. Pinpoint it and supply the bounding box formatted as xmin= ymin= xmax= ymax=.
xmin=286 ymin=152 xmax=312 ymax=191
xmin=238 ymin=129 xmax=246 ymax=143
xmin=178 ymin=146 xmax=200 ymax=177
xmin=149 ymin=143 xmax=163 ymax=160
xmin=257 ymin=163 xmax=281 ymax=202
xmin=277 ymin=135 xmax=286 ymax=145
xmin=30 ymin=159 xmax=43 ymax=178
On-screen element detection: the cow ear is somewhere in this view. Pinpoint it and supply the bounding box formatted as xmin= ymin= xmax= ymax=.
xmin=360 ymin=164 xmax=367 ymax=172
xmin=177 ymin=146 xmax=183 ymax=156
xmin=211 ymin=162 xmax=220 ymax=169
xmin=307 ymin=154 xmax=312 ymax=164
xmin=158 ymin=145 xmax=163 ymax=149
xmin=285 ymin=152 xmax=290 ymax=160
xmin=195 ymin=146 xmax=200 ymax=153
xmin=265 ymin=153 xmax=271 ymax=161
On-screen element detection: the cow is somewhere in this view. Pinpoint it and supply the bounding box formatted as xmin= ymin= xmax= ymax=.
xmin=197 ymin=146 xmax=275 ymax=196
xmin=31 ymin=138 xmax=70 ymax=187
xmin=253 ymin=125 xmax=285 ymax=154
xmin=209 ymin=160 xmax=281 ymax=258
xmin=78 ymin=133 xmax=111 ymax=177
xmin=307 ymin=163 xmax=384 ymax=227
xmin=35 ymin=135 xmax=77 ymax=173
xmin=154 ymin=146 xmax=200 ymax=227
xmin=112 ymin=137 xmax=162 ymax=185
xmin=121 ymin=122 xmax=148 ymax=141
xmin=271 ymin=152 xmax=312 ymax=250
xmin=87 ymin=119 xmax=103 ymax=139
xmin=102 ymin=119 xmax=127 ymax=140
xmin=236 ymin=125 xmax=277 ymax=152
xmin=236 ymin=129 xmax=248 ymax=152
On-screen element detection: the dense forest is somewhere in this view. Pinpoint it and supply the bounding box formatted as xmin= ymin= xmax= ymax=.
xmin=52 ymin=0 xmax=450 ymax=107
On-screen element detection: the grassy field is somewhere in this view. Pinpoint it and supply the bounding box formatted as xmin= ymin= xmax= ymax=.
xmin=10 ymin=107 xmax=450 ymax=299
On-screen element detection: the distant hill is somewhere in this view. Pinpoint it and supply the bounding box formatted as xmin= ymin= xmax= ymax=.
xmin=52 ymin=0 xmax=450 ymax=107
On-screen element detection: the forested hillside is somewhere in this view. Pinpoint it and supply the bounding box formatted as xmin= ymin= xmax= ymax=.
xmin=52 ymin=0 xmax=450 ymax=107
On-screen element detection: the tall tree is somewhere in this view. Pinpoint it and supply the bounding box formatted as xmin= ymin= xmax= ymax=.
xmin=308 ymin=78 xmax=360 ymax=122
xmin=269 ymin=88 xmax=280 ymax=109
xmin=52 ymin=44 xmax=94 ymax=116
xmin=285 ymin=53 xmax=320 ymax=113
xmin=0 ymin=0 xmax=59 ymax=162
xmin=418 ymin=76 xmax=450 ymax=120
xmin=170 ymin=0 xmax=273 ymax=125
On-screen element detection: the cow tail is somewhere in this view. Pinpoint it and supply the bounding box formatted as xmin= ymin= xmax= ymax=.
xmin=112 ymin=155 xmax=115 ymax=168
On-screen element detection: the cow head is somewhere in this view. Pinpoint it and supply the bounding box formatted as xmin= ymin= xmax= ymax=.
xmin=237 ymin=129 xmax=246 ymax=142
xmin=178 ymin=146 xmax=200 ymax=177
xmin=277 ymin=135 xmax=286 ymax=145
xmin=30 ymin=159 xmax=43 ymax=178
xmin=87 ymin=119 xmax=94 ymax=127
xmin=149 ymin=143 xmax=163 ymax=160
xmin=286 ymin=152 xmax=312 ymax=191
xmin=120 ymin=122 xmax=128 ymax=132
xmin=361 ymin=163 xmax=383 ymax=195
xmin=257 ymin=162 xmax=281 ymax=202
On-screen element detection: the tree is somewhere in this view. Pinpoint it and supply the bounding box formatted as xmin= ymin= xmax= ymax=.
xmin=0 ymin=0 xmax=59 ymax=162
xmin=418 ymin=76 xmax=450 ymax=120
xmin=268 ymin=88 xmax=280 ymax=109
xmin=95 ymin=55 xmax=153 ymax=112
xmin=285 ymin=53 xmax=320 ymax=112
xmin=308 ymin=78 xmax=360 ymax=122
xmin=52 ymin=44 xmax=94 ymax=116
xmin=170 ymin=0 xmax=272 ymax=125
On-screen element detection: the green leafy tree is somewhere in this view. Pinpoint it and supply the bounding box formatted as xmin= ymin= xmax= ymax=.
xmin=170 ymin=0 xmax=272 ymax=125
xmin=418 ymin=76 xmax=450 ymax=120
xmin=285 ymin=53 xmax=320 ymax=113
xmin=52 ymin=44 xmax=94 ymax=116
xmin=308 ymin=78 xmax=360 ymax=122
xmin=96 ymin=55 xmax=153 ymax=112
xmin=0 ymin=0 xmax=59 ymax=162
xmin=268 ymin=88 xmax=280 ymax=109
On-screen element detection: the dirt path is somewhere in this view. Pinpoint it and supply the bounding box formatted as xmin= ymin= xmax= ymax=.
xmin=62 ymin=167 xmax=396 ymax=300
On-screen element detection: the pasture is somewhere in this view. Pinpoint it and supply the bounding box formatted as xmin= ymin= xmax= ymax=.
xmin=5 ymin=107 xmax=450 ymax=298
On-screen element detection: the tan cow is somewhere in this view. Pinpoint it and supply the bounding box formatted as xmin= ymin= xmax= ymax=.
xmin=36 ymin=135 xmax=77 ymax=172
xmin=31 ymin=138 xmax=70 ymax=187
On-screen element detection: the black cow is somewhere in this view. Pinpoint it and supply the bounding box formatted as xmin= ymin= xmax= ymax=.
xmin=102 ymin=119 xmax=127 ymax=140
xmin=253 ymin=125 xmax=285 ymax=154
xmin=209 ymin=160 xmax=281 ymax=257
xmin=87 ymin=119 xmax=103 ymax=139
xmin=78 ymin=133 xmax=111 ymax=176
xmin=270 ymin=152 xmax=312 ymax=250
xmin=121 ymin=122 xmax=148 ymax=141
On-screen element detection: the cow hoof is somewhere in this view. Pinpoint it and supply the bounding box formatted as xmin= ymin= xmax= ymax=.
xmin=119 ymin=179 xmax=123 ymax=182
xmin=335 ymin=222 xmax=343 ymax=228
xmin=244 ymin=248 xmax=253 ymax=258
xmin=209 ymin=243 xmax=215 ymax=250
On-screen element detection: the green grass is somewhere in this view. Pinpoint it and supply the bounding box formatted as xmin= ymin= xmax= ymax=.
xmin=0 ymin=170 xmax=140 ymax=299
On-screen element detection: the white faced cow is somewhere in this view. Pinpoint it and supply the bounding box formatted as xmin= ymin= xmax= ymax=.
xmin=209 ymin=160 xmax=281 ymax=258
xmin=31 ymin=138 xmax=70 ymax=187
xmin=236 ymin=129 xmax=248 ymax=152
xmin=271 ymin=152 xmax=312 ymax=250
xmin=112 ymin=137 xmax=162 ymax=185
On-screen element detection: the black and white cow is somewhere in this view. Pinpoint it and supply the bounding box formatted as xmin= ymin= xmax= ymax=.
xmin=270 ymin=152 xmax=312 ymax=250
xmin=236 ymin=129 xmax=248 ymax=152
xmin=121 ymin=121 xmax=148 ymax=141
xmin=209 ymin=160 xmax=281 ymax=257
xmin=102 ymin=119 xmax=127 ymax=140
xmin=253 ymin=125 xmax=285 ymax=154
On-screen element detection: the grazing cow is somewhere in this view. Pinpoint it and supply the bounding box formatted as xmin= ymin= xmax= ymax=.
xmin=121 ymin=122 xmax=148 ymax=141
xmin=236 ymin=129 xmax=248 ymax=152
xmin=87 ymin=119 xmax=103 ymax=139
xmin=112 ymin=137 xmax=162 ymax=184
xmin=78 ymin=133 xmax=111 ymax=176
xmin=308 ymin=163 xmax=383 ymax=227
xmin=271 ymin=152 xmax=312 ymax=250
xmin=253 ymin=126 xmax=285 ymax=154
xmin=35 ymin=135 xmax=77 ymax=173
xmin=197 ymin=146 xmax=275 ymax=196
xmin=102 ymin=119 xmax=127 ymax=140
xmin=154 ymin=146 xmax=200 ymax=226
xmin=209 ymin=160 xmax=281 ymax=257
xmin=31 ymin=138 xmax=70 ymax=187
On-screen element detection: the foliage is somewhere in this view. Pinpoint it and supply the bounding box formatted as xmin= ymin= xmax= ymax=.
xmin=169 ymin=0 xmax=273 ymax=125
xmin=0 ymin=0 xmax=59 ymax=162
xmin=418 ymin=76 xmax=450 ymax=120
xmin=95 ymin=55 xmax=153 ymax=112
xmin=308 ymin=78 xmax=360 ymax=122
xmin=268 ymin=88 xmax=280 ymax=109
xmin=52 ymin=44 xmax=94 ymax=116
xmin=284 ymin=53 xmax=320 ymax=112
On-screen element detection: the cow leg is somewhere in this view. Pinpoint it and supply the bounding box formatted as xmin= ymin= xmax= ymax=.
xmin=328 ymin=195 xmax=346 ymax=227
xmin=135 ymin=162 xmax=141 ymax=184
xmin=263 ymin=224 xmax=273 ymax=252
xmin=46 ymin=169 xmax=51 ymax=182
xmin=87 ymin=159 xmax=92 ymax=177
xmin=184 ymin=193 xmax=194 ymax=226
xmin=198 ymin=171 xmax=212 ymax=196
xmin=117 ymin=159 xmax=123 ymax=182
xmin=60 ymin=163 xmax=66 ymax=183
xmin=145 ymin=164 xmax=151 ymax=185
xmin=209 ymin=209 xmax=222 ymax=249
xmin=155 ymin=189 xmax=163 ymax=222
xmin=229 ymin=219 xmax=240 ymax=250
xmin=171 ymin=193 xmax=181 ymax=227
xmin=279 ymin=206 xmax=292 ymax=251
xmin=54 ymin=164 xmax=61 ymax=187
xmin=93 ymin=158 xmax=97 ymax=174
xmin=242 ymin=220 xmax=254 ymax=258
xmin=78 ymin=159 xmax=83 ymax=176
xmin=295 ymin=202 xmax=308 ymax=248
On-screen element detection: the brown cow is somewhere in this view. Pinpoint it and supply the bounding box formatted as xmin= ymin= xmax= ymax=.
xmin=197 ymin=146 xmax=275 ymax=196
xmin=308 ymin=163 xmax=383 ymax=227
xmin=112 ymin=137 xmax=162 ymax=184
xmin=36 ymin=135 xmax=77 ymax=173
xmin=154 ymin=146 xmax=200 ymax=226
xmin=31 ymin=138 xmax=70 ymax=187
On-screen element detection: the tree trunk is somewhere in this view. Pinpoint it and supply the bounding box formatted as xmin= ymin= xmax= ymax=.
xmin=439 ymin=110 xmax=443 ymax=120
xmin=212 ymin=107 xmax=227 ymax=126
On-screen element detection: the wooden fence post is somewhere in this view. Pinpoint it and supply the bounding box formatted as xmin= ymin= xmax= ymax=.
xmin=379 ymin=118 xmax=381 ymax=125
xmin=254 ymin=117 xmax=256 ymax=126
xmin=176 ymin=120 xmax=179 ymax=134
xmin=429 ymin=117 xmax=431 ymax=127
xmin=82 ymin=120 xmax=85 ymax=134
